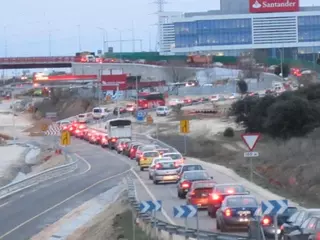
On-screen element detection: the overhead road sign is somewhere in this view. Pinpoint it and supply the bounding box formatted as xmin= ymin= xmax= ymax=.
xmin=139 ymin=200 xmax=162 ymax=213
xmin=180 ymin=120 xmax=190 ymax=133
xmin=261 ymin=200 xmax=288 ymax=216
xmin=241 ymin=133 xmax=261 ymax=151
xmin=244 ymin=152 xmax=259 ymax=157
xmin=173 ymin=205 xmax=197 ymax=218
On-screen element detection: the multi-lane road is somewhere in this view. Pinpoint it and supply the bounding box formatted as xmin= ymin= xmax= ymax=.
xmin=0 ymin=126 xmax=277 ymax=239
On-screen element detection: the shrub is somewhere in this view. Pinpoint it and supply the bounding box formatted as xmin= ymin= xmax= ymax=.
xmin=223 ymin=127 xmax=234 ymax=137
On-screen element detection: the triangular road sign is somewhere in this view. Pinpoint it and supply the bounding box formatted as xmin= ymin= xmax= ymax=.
xmin=241 ymin=133 xmax=261 ymax=151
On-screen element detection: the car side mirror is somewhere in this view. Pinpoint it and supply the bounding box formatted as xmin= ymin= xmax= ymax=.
xmin=210 ymin=176 xmax=214 ymax=179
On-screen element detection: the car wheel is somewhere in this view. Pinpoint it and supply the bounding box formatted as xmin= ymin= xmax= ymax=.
xmin=247 ymin=227 xmax=252 ymax=238
xmin=216 ymin=220 xmax=220 ymax=230
xmin=149 ymin=174 xmax=152 ymax=180
xmin=211 ymin=208 xmax=217 ymax=218
xmin=153 ymin=180 xmax=158 ymax=185
xmin=140 ymin=167 xmax=144 ymax=171
xmin=177 ymin=191 xmax=182 ymax=199
xmin=220 ymin=223 xmax=227 ymax=232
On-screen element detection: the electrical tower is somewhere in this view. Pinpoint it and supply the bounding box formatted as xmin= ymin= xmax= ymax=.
xmin=153 ymin=0 xmax=168 ymax=51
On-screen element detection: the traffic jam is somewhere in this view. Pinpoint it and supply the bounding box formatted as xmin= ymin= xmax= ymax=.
xmin=59 ymin=113 xmax=320 ymax=240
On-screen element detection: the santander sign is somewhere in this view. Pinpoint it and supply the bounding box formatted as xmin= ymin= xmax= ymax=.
xmin=249 ymin=0 xmax=299 ymax=13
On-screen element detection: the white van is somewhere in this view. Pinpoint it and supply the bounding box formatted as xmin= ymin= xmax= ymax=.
xmin=156 ymin=106 xmax=170 ymax=116
xmin=77 ymin=113 xmax=92 ymax=123
xmin=92 ymin=107 xmax=109 ymax=120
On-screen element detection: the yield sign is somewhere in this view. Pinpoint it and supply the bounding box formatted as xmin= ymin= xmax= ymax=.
xmin=241 ymin=133 xmax=261 ymax=151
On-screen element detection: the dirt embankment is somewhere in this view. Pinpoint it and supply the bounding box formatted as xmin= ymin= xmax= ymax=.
xmin=155 ymin=114 xmax=320 ymax=208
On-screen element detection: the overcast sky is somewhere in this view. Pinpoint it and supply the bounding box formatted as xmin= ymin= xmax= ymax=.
xmin=0 ymin=0 xmax=319 ymax=57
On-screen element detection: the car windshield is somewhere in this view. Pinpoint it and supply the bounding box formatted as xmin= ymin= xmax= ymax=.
xmin=165 ymin=153 xmax=182 ymax=160
xmin=183 ymin=165 xmax=204 ymax=171
xmin=144 ymin=152 xmax=160 ymax=157
xmin=226 ymin=197 xmax=258 ymax=208
xmin=158 ymin=161 xmax=177 ymax=169
xmin=216 ymin=185 xmax=246 ymax=194
xmin=93 ymin=109 xmax=101 ymax=113
xmin=183 ymin=171 xmax=209 ymax=180
xmin=127 ymin=104 xmax=133 ymax=107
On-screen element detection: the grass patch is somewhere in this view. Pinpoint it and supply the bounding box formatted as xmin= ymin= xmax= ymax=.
xmin=114 ymin=210 xmax=155 ymax=240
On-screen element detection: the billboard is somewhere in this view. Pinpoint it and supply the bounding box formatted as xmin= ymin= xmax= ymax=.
xmin=249 ymin=0 xmax=299 ymax=13
xmin=100 ymin=74 xmax=127 ymax=91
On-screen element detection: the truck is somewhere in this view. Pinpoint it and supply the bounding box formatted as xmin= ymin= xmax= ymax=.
xmin=105 ymin=119 xmax=132 ymax=149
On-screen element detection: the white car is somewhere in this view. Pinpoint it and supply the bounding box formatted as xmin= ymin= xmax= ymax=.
xmin=77 ymin=113 xmax=91 ymax=123
xmin=169 ymin=99 xmax=184 ymax=106
xmin=148 ymin=157 xmax=172 ymax=180
xmin=162 ymin=152 xmax=185 ymax=166
xmin=92 ymin=107 xmax=109 ymax=119
xmin=156 ymin=106 xmax=170 ymax=116
xmin=210 ymin=94 xmax=225 ymax=102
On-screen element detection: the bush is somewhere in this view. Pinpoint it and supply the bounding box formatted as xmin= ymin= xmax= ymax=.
xmin=230 ymin=84 xmax=320 ymax=139
xmin=223 ymin=127 xmax=234 ymax=137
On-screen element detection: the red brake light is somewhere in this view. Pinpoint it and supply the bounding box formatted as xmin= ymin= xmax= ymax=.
xmin=75 ymin=129 xmax=80 ymax=133
xmin=262 ymin=217 xmax=271 ymax=226
xmin=280 ymin=225 xmax=284 ymax=230
xmin=190 ymin=191 xmax=195 ymax=196
xmin=226 ymin=189 xmax=234 ymax=194
xmin=155 ymin=163 xmax=161 ymax=169
xmin=181 ymin=181 xmax=190 ymax=188
xmin=212 ymin=194 xmax=220 ymax=200
xmin=225 ymin=208 xmax=232 ymax=217
xmin=111 ymin=138 xmax=116 ymax=142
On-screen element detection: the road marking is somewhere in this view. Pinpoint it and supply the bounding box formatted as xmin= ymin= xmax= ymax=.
xmin=0 ymin=201 xmax=10 ymax=209
xmin=74 ymin=153 xmax=92 ymax=174
xmin=102 ymin=148 xmax=175 ymax=225
xmin=0 ymin=167 xmax=131 ymax=238
xmin=130 ymin=169 xmax=176 ymax=225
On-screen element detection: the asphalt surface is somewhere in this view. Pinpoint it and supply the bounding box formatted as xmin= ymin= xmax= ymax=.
xmin=0 ymin=139 xmax=131 ymax=240
xmin=0 ymin=117 xmax=271 ymax=239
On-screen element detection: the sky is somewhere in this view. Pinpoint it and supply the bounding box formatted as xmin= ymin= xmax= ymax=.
xmin=0 ymin=0 xmax=319 ymax=57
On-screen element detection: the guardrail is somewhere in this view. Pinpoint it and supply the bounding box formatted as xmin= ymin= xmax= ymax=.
xmin=126 ymin=174 xmax=249 ymax=240
xmin=0 ymin=154 xmax=78 ymax=200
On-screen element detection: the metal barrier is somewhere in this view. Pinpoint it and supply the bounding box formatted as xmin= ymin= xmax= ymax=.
xmin=126 ymin=174 xmax=250 ymax=240
xmin=0 ymin=154 xmax=78 ymax=200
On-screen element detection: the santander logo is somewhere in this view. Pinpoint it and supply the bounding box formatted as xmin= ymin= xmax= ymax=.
xmin=250 ymin=0 xmax=299 ymax=12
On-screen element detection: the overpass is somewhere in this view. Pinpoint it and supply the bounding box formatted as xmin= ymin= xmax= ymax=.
xmin=0 ymin=56 xmax=203 ymax=82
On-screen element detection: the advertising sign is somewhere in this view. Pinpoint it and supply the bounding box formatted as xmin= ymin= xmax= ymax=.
xmin=249 ymin=0 xmax=299 ymax=13
xmin=33 ymin=74 xmax=97 ymax=82
xmin=100 ymin=74 xmax=127 ymax=91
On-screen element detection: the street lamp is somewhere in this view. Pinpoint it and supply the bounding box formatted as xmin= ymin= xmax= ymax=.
xmin=97 ymin=27 xmax=108 ymax=54
xmin=113 ymin=28 xmax=123 ymax=55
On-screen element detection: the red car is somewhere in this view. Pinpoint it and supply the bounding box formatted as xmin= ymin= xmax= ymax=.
xmin=129 ymin=143 xmax=142 ymax=159
xmin=186 ymin=180 xmax=216 ymax=209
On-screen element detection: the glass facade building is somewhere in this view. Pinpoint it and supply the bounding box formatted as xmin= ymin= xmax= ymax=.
xmin=174 ymin=19 xmax=252 ymax=48
xmin=298 ymin=15 xmax=320 ymax=42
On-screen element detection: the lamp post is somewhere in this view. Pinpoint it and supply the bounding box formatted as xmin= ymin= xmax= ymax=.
xmin=97 ymin=27 xmax=108 ymax=54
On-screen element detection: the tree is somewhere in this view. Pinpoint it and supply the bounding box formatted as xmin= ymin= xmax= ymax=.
xmin=237 ymin=80 xmax=248 ymax=94
xmin=274 ymin=63 xmax=290 ymax=78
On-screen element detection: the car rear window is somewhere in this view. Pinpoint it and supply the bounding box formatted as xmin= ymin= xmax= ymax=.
xmin=184 ymin=171 xmax=209 ymax=180
xmin=126 ymin=104 xmax=133 ymax=107
xmin=165 ymin=154 xmax=182 ymax=160
xmin=144 ymin=152 xmax=160 ymax=157
xmin=193 ymin=181 xmax=215 ymax=189
xmin=216 ymin=185 xmax=246 ymax=194
xmin=93 ymin=109 xmax=101 ymax=113
xmin=142 ymin=146 xmax=156 ymax=151
xmin=158 ymin=161 xmax=177 ymax=169
xmin=226 ymin=197 xmax=258 ymax=208
xmin=78 ymin=114 xmax=85 ymax=117
xmin=157 ymin=107 xmax=164 ymax=110
xmin=183 ymin=165 xmax=204 ymax=171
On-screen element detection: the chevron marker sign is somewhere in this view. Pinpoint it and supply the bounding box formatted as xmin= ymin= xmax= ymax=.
xmin=173 ymin=205 xmax=197 ymax=218
xmin=261 ymin=200 xmax=288 ymax=216
xmin=139 ymin=200 xmax=162 ymax=213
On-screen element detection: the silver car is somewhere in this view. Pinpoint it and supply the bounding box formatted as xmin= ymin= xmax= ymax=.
xmin=148 ymin=157 xmax=172 ymax=180
xmin=152 ymin=160 xmax=179 ymax=184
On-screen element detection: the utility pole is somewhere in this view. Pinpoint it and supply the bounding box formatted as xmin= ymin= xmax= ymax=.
xmin=132 ymin=22 xmax=135 ymax=52
xmin=48 ymin=21 xmax=52 ymax=56
xmin=77 ymin=25 xmax=82 ymax=51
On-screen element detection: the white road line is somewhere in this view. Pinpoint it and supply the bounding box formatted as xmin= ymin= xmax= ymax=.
xmin=0 ymin=201 xmax=10 ymax=209
xmin=74 ymin=153 xmax=92 ymax=174
xmin=0 ymin=168 xmax=132 ymax=239
xmin=130 ymin=170 xmax=176 ymax=225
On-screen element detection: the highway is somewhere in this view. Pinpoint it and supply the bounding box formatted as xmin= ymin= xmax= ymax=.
xmin=0 ymin=139 xmax=131 ymax=240
xmin=0 ymin=124 xmax=276 ymax=239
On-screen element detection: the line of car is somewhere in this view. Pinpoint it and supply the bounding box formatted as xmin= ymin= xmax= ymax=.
xmin=60 ymin=120 xmax=320 ymax=240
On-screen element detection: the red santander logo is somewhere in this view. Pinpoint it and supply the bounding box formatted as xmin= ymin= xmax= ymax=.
xmin=249 ymin=0 xmax=299 ymax=13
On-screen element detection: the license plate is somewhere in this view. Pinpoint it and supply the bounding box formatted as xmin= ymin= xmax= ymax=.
xmin=163 ymin=176 xmax=174 ymax=180
xmin=238 ymin=211 xmax=251 ymax=215
xmin=239 ymin=218 xmax=249 ymax=222
xmin=201 ymin=193 xmax=208 ymax=197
